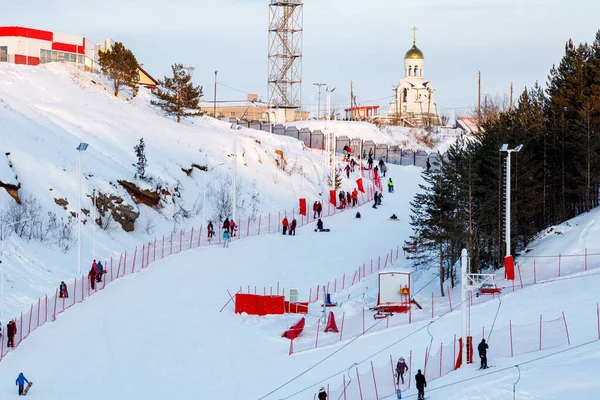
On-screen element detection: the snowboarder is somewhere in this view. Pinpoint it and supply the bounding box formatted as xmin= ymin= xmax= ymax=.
xmin=289 ymin=219 xmax=297 ymax=236
xmin=88 ymin=265 xmax=97 ymax=290
xmin=426 ymin=158 xmax=431 ymax=172
xmin=387 ymin=178 xmax=394 ymax=193
xmin=316 ymin=219 xmax=324 ymax=231
xmin=7 ymin=319 xmax=16 ymax=348
xmin=59 ymin=281 xmax=68 ymax=298
xmin=282 ymin=217 xmax=289 ymax=235
xmin=478 ymin=339 xmax=489 ymax=369
xmin=318 ymin=386 xmax=327 ymax=400
xmin=96 ymin=261 xmax=104 ymax=283
xmin=396 ymin=357 xmax=408 ymax=385
xmin=223 ymin=230 xmax=230 ymax=248
xmin=15 ymin=372 xmax=29 ymax=396
xmin=390 ymin=214 xmax=398 ymax=220
xmin=207 ymin=221 xmax=215 ymax=240
xmin=372 ymin=191 xmax=379 ymax=209
xmin=229 ymin=219 xmax=237 ymax=237
xmin=355 ymin=211 xmax=361 ymax=218
xmin=415 ymin=369 xmax=426 ymax=400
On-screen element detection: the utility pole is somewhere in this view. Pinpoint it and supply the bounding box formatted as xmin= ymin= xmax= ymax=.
xmin=213 ymin=70 xmax=218 ymax=118
xmin=313 ymin=82 xmax=326 ymax=119
xmin=76 ymin=143 xmax=88 ymax=277
xmin=461 ymin=248 xmax=468 ymax=367
xmin=510 ymin=82 xmax=513 ymax=112
xmin=477 ymin=71 xmax=481 ymax=121
xmin=326 ymin=87 xmax=336 ymax=121
xmin=349 ymin=81 xmax=353 ymax=121
xmin=92 ymin=189 xmax=96 ymax=260
xmin=500 ymin=144 xmax=523 ymax=259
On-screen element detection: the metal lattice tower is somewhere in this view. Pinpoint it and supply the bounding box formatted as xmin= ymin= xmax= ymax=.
xmin=268 ymin=0 xmax=303 ymax=109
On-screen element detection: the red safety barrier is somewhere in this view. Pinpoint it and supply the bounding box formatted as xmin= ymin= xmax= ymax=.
xmin=282 ymin=317 xmax=305 ymax=340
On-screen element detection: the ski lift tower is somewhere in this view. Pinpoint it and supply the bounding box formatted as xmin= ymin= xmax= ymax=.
xmin=268 ymin=0 xmax=303 ymax=117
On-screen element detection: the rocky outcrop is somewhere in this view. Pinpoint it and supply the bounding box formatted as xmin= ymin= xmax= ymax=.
xmin=54 ymin=198 xmax=68 ymax=210
xmin=117 ymin=180 xmax=162 ymax=209
xmin=95 ymin=192 xmax=140 ymax=232
xmin=0 ymin=181 xmax=21 ymax=204
xmin=181 ymin=163 xmax=208 ymax=177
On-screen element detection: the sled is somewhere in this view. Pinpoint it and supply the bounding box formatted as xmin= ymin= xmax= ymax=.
xmin=314 ymin=229 xmax=331 ymax=232
xmin=388 ymin=218 xmax=400 ymax=222
xmin=23 ymin=382 xmax=33 ymax=395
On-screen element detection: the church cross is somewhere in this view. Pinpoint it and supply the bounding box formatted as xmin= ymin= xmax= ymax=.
xmin=412 ymin=26 xmax=418 ymax=45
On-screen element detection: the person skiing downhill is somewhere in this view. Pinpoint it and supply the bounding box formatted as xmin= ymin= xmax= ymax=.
xmin=15 ymin=372 xmax=29 ymax=396
xmin=396 ymin=357 xmax=408 ymax=385
xmin=478 ymin=339 xmax=489 ymax=369
xmin=415 ymin=369 xmax=426 ymax=400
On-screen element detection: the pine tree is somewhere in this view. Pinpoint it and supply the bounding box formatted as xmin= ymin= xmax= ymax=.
xmin=151 ymin=64 xmax=204 ymax=123
xmin=133 ymin=138 xmax=147 ymax=180
xmin=327 ymin=170 xmax=342 ymax=190
xmin=98 ymin=42 xmax=139 ymax=97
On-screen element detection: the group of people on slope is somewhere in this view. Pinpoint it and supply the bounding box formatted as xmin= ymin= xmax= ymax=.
xmin=281 ymin=217 xmax=297 ymax=236
xmin=312 ymin=201 xmax=323 ymax=219
xmin=88 ymin=260 xmax=105 ymax=290
xmin=394 ymin=356 xmax=427 ymax=400
xmin=0 ymin=320 xmax=18 ymax=348
xmin=337 ymin=189 xmax=359 ymax=209
xmin=372 ymin=191 xmax=384 ymax=209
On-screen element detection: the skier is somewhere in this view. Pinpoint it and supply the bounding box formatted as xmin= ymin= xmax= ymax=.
xmin=318 ymin=386 xmax=327 ymax=400
xmin=316 ymin=219 xmax=324 ymax=231
xmin=15 ymin=372 xmax=29 ymax=396
xmin=346 ymin=191 xmax=351 ymax=206
xmin=378 ymin=158 xmax=385 ymax=169
xmin=88 ymin=265 xmax=97 ymax=290
xmin=282 ymin=217 xmax=289 ymax=235
xmin=96 ymin=261 xmax=104 ymax=283
xmin=478 ymin=339 xmax=489 ymax=369
xmin=387 ymin=178 xmax=394 ymax=193
xmin=222 ymin=218 xmax=230 ymax=234
xmin=289 ymin=219 xmax=297 ymax=236
xmin=59 ymin=281 xmax=68 ymax=298
xmin=229 ymin=219 xmax=237 ymax=237
xmin=7 ymin=319 xmax=16 ymax=347
xmin=426 ymin=158 xmax=431 ymax=172
xmin=223 ymin=230 xmax=230 ymax=248
xmin=344 ymin=164 xmax=351 ymax=178
xmin=372 ymin=191 xmax=378 ymax=209
xmin=415 ymin=369 xmax=427 ymax=400
xmin=396 ymin=357 xmax=408 ymax=385
xmin=207 ymin=221 xmax=215 ymax=240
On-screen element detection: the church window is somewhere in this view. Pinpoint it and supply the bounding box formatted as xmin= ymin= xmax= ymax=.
xmin=413 ymin=66 xmax=418 ymax=76
xmin=403 ymin=89 xmax=408 ymax=102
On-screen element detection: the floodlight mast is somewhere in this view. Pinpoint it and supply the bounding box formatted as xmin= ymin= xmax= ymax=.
xmin=500 ymin=144 xmax=523 ymax=259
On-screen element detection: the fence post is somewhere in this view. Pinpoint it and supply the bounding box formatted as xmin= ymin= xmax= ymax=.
xmin=597 ymin=303 xmax=599 ymax=340
xmin=362 ymin=307 xmax=365 ymax=334
xmin=509 ymin=320 xmax=514 ymax=356
xmin=517 ymin=264 xmax=523 ymax=289
xmin=44 ymin=294 xmax=48 ymax=324
xmin=170 ymin=232 xmax=173 ymax=255
xmin=268 ymin=213 xmax=271 ymax=234
xmin=356 ymin=367 xmax=364 ymax=400
xmin=190 ymin=228 xmax=194 ymax=249
xmin=534 ymin=259 xmax=537 ymax=284
xmin=131 ymin=246 xmax=138 ymax=274
xmin=197 ymin=226 xmax=202 ymax=248
xmin=408 ymin=349 xmax=412 ymax=390
xmin=179 ymin=229 xmax=183 ymax=252
xmin=247 ymin=216 xmax=251 ymax=237
xmin=141 ymin=244 xmax=145 ymax=269
xmin=154 ymin=237 xmax=157 ymax=260
xmin=585 ymin=248 xmax=588 ymax=271
xmin=439 ymin=342 xmax=443 ymax=377
xmin=343 ymin=375 xmax=347 ymax=400
xmin=315 ymin=319 xmax=321 ymax=349
xmin=539 ymin=314 xmax=543 ymax=351
xmin=432 ymin=292 xmax=434 ymax=318
xmin=123 ymin=251 xmax=127 ymax=277
xmin=371 ymin=361 xmax=379 ymax=400
xmin=558 ymin=254 xmax=561 ymax=277
xmin=340 ymin=312 xmax=345 ymax=341
xmin=342 ymin=273 xmax=345 ymax=290
xmin=562 ymin=311 xmax=570 ymax=345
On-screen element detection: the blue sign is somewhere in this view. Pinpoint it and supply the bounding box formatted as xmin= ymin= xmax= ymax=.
xmin=396 ymin=388 xmax=402 ymax=399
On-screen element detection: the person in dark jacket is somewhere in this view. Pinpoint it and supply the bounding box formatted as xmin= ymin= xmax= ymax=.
xmin=478 ymin=339 xmax=489 ymax=369
xmin=15 ymin=372 xmax=29 ymax=395
xmin=415 ymin=369 xmax=426 ymax=400
xmin=289 ymin=219 xmax=297 ymax=236
xmin=396 ymin=357 xmax=408 ymax=385
xmin=318 ymin=386 xmax=327 ymax=400
xmin=355 ymin=211 xmax=361 ymax=218
xmin=315 ymin=201 xmax=323 ymax=218
xmin=222 ymin=218 xmax=230 ymax=232
xmin=207 ymin=221 xmax=215 ymax=240
xmin=59 ymin=281 xmax=68 ymax=298
xmin=426 ymin=158 xmax=431 ymax=172
xmin=378 ymin=192 xmax=383 ymax=206
xmin=88 ymin=265 xmax=97 ymax=290
xmin=96 ymin=261 xmax=104 ymax=282
xmin=372 ymin=191 xmax=378 ymax=209
xmin=316 ymin=219 xmax=324 ymax=231
xmin=7 ymin=319 xmax=16 ymax=348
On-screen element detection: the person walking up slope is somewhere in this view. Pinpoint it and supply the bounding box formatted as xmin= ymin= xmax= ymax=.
xmin=223 ymin=230 xmax=230 ymax=248
xmin=289 ymin=218 xmax=297 ymax=236
xmin=282 ymin=217 xmax=289 ymax=235
xmin=415 ymin=369 xmax=427 ymax=400
xmin=478 ymin=339 xmax=489 ymax=369
xmin=396 ymin=357 xmax=408 ymax=385
xmin=15 ymin=372 xmax=29 ymax=396
xmin=318 ymin=386 xmax=327 ymax=400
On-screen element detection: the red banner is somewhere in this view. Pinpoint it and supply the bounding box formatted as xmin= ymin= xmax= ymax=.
xmin=329 ymin=190 xmax=337 ymax=206
xmin=504 ymin=255 xmax=515 ymax=281
xmin=356 ymin=178 xmax=365 ymax=193
xmin=299 ymin=198 xmax=307 ymax=216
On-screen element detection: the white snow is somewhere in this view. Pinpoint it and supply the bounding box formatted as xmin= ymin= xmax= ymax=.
xmin=0 ymin=63 xmax=598 ymax=400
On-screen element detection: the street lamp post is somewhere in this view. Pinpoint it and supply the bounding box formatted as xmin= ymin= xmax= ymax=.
xmin=203 ymin=153 xmax=207 ymax=227
xmin=500 ymin=144 xmax=523 ymax=258
xmin=326 ymin=87 xmax=336 ymax=121
xmin=313 ymin=82 xmax=326 ymax=119
xmin=214 ymin=71 xmax=218 ymax=118
xmin=76 ymin=142 xmax=89 ymax=276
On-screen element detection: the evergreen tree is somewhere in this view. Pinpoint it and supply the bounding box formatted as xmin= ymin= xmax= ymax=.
xmin=98 ymin=42 xmax=139 ymax=97
xmin=151 ymin=64 xmax=204 ymax=123
xmin=133 ymin=138 xmax=147 ymax=180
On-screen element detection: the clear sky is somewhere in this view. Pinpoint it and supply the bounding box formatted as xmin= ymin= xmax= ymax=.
xmin=4 ymin=0 xmax=600 ymax=118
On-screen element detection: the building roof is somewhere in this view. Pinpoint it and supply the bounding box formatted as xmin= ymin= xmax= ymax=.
xmin=456 ymin=118 xmax=481 ymax=134
xmin=137 ymin=64 xmax=158 ymax=86
xmin=405 ymin=45 xmax=424 ymax=60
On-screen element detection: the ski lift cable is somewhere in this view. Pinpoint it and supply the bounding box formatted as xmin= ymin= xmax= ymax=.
xmin=423 ymin=322 xmax=435 ymax=372
xmin=486 ymin=293 xmax=502 ymax=343
xmin=512 ymin=365 xmax=521 ymax=400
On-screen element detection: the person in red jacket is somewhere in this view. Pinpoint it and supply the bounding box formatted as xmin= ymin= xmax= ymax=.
xmin=315 ymin=201 xmax=322 ymax=218
xmin=229 ymin=219 xmax=237 ymax=237
xmin=396 ymin=357 xmax=408 ymax=384
xmin=351 ymin=189 xmax=358 ymax=207
xmin=88 ymin=265 xmax=97 ymax=290
xmin=289 ymin=218 xmax=297 ymax=236
xmin=282 ymin=217 xmax=289 ymax=235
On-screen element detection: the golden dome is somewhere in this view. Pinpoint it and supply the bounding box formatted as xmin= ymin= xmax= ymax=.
xmin=405 ymin=45 xmax=424 ymax=60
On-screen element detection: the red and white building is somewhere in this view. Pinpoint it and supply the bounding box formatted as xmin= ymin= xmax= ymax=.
xmin=0 ymin=26 xmax=101 ymax=71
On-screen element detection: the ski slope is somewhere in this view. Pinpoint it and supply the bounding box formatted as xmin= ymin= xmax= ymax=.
xmin=0 ymin=161 xmax=599 ymax=399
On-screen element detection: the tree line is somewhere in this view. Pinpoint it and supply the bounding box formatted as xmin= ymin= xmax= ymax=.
xmin=409 ymin=31 xmax=600 ymax=295
xmin=98 ymin=42 xmax=203 ymax=122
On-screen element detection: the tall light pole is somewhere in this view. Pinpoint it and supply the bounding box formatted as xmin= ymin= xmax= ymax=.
xmin=313 ymin=82 xmax=326 ymax=119
xmin=203 ymin=153 xmax=207 ymax=227
xmin=500 ymin=144 xmax=523 ymax=258
xmin=231 ymin=124 xmax=242 ymax=223
xmin=92 ymin=188 xmax=96 ymax=260
xmin=76 ymin=142 xmax=88 ymax=276
xmin=213 ymin=70 xmax=218 ymax=118
xmin=326 ymin=86 xmax=336 ymax=121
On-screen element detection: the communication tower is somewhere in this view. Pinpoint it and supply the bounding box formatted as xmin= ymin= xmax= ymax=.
xmin=268 ymin=0 xmax=303 ymax=109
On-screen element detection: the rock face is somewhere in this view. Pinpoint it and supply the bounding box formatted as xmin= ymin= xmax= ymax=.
xmin=95 ymin=192 xmax=140 ymax=232
xmin=0 ymin=181 xmax=21 ymax=204
xmin=118 ymin=180 xmax=162 ymax=209
xmin=54 ymin=198 xmax=68 ymax=210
